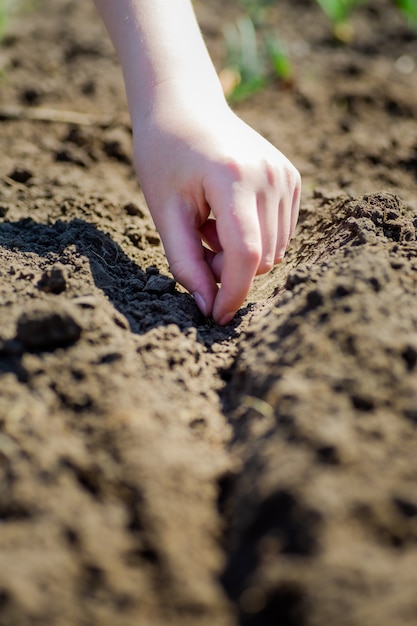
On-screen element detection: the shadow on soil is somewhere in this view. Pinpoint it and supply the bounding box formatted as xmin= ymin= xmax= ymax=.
xmin=0 ymin=217 xmax=244 ymax=345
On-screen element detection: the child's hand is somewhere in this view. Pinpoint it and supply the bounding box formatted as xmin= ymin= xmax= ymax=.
xmin=133 ymin=83 xmax=301 ymax=325
xmin=94 ymin=0 xmax=301 ymax=325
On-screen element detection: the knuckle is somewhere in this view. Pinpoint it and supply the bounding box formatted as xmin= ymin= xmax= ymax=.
xmin=168 ymin=258 xmax=189 ymax=284
xmin=258 ymin=257 xmax=274 ymax=274
xmin=220 ymin=157 xmax=245 ymax=183
xmin=275 ymin=251 xmax=286 ymax=264
xmin=293 ymin=167 xmax=301 ymax=188
xmin=265 ymin=162 xmax=277 ymax=187
xmin=241 ymin=242 xmax=262 ymax=267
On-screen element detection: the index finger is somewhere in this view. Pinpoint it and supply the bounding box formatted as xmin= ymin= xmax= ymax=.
xmin=212 ymin=193 xmax=262 ymax=325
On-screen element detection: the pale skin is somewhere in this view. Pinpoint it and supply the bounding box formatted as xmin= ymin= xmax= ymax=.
xmin=93 ymin=0 xmax=301 ymax=325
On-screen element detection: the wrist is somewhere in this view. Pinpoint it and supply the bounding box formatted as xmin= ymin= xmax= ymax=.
xmin=129 ymin=75 xmax=227 ymax=138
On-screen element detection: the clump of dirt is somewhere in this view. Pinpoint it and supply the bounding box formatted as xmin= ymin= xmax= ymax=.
xmin=1 ymin=1 xmax=417 ymax=625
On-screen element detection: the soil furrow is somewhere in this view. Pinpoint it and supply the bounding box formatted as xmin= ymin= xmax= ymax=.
xmin=1 ymin=1 xmax=417 ymax=625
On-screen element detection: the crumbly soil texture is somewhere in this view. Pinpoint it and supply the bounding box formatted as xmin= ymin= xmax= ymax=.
xmin=1 ymin=2 xmax=417 ymax=625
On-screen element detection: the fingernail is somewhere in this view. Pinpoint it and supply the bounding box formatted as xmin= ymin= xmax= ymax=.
xmin=193 ymin=292 xmax=208 ymax=317
xmin=219 ymin=311 xmax=235 ymax=326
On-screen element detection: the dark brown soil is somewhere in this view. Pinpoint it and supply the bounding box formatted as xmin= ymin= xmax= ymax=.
xmin=1 ymin=1 xmax=417 ymax=625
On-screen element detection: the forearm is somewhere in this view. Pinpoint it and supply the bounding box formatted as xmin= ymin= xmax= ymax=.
xmin=93 ymin=0 xmax=225 ymax=127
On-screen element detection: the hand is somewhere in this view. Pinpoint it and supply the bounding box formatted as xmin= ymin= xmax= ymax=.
xmin=133 ymin=83 xmax=301 ymax=325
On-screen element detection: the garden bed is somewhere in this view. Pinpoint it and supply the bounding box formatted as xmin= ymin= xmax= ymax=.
xmin=0 ymin=1 xmax=417 ymax=625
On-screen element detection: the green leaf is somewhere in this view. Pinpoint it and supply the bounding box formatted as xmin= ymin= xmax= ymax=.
xmin=265 ymin=35 xmax=293 ymax=81
xmin=227 ymin=76 xmax=266 ymax=103
xmin=397 ymin=0 xmax=417 ymax=25
xmin=315 ymin=0 xmax=362 ymax=24
xmin=223 ymin=16 xmax=264 ymax=83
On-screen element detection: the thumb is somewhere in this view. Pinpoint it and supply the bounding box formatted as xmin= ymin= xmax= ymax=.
xmin=156 ymin=205 xmax=219 ymax=318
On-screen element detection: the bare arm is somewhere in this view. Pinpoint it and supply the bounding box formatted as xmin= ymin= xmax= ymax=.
xmin=93 ymin=0 xmax=224 ymax=121
xmin=94 ymin=0 xmax=301 ymax=324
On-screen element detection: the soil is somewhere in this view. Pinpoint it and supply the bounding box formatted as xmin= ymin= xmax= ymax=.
xmin=1 ymin=1 xmax=417 ymax=625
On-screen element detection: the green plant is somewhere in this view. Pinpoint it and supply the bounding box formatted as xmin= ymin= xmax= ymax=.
xmin=265 ymin=34 xmax=293 ymax=83
xmin=238 ymin=0 xmax=277 ymax=25
xmin=221 ymin=12 xmax=293 ymax=102
xmin=221 ymin=15 xmax=267 ymax=101
xmin=314 ymin=0 xmax=363 ymax=24
xmin=314 ymin=0 xmax=363 ymax=41
xmin=221 ymin=0 xmax=417 ymax=101
xmin=396 ymin=0 xmax=417 ymax=25
xmin=315 ymin=0 xmax=417 ymax=33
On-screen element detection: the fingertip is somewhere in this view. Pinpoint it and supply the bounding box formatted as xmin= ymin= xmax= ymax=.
xmin=193 ymin=291 xmax=210 ymax=318
xmin=158 ymin=211 xmax=218 ymax=318
xmin=212 ymin=286 xmax=240 ymax=326
xmin=218 ymin=311 xmax=236 ymax=326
